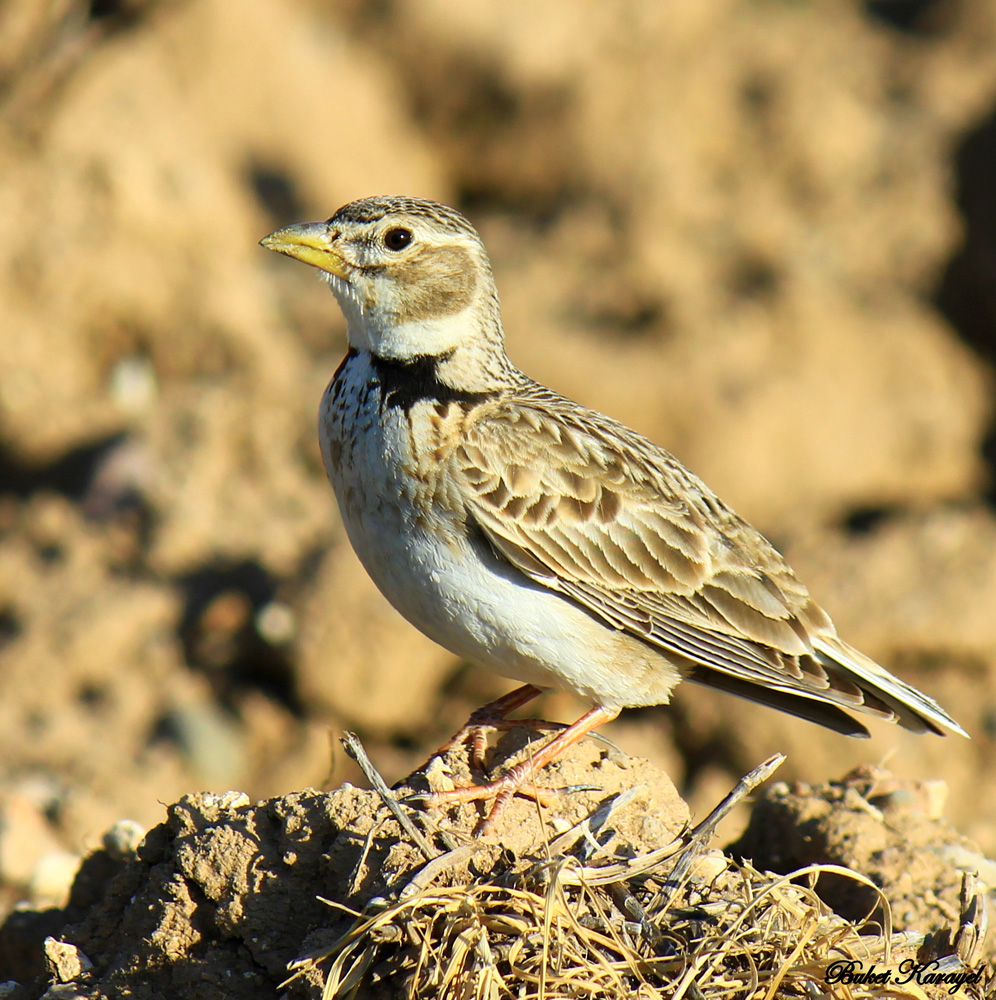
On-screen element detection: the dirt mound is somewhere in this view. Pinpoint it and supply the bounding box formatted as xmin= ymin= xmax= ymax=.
xmin=3 ymin=744 xmax=992 ymax=998
xmin=733 ymin=765 xmax=994 ymax=934
xmin=3 ymin=732 xmax=692 ymax=997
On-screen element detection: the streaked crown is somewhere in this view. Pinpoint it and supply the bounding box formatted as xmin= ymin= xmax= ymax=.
xmin=328 ymin=196 xmax=483 ymax=242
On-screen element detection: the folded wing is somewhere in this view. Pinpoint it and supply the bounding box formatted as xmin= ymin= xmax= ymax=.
xmin=455 ymin=395 xmax=965 ymax=738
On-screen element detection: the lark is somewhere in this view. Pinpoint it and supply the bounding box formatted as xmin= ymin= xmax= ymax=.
xmin=262 ymin=196 xmax=965 ymax=832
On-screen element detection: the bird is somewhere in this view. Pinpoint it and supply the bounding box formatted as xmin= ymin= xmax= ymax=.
xmin=261 ymin=196 xmax=966 ymax=833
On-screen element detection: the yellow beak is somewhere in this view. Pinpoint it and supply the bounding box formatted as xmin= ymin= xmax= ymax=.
xmin=259 ymin=222 xmax=348 ymax=278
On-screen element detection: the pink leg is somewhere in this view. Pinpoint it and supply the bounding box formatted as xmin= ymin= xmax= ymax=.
xmin=427 ymin=704 xmax=620 ymax=835
xmin=432 ymin=684 xmax=548 ymax=769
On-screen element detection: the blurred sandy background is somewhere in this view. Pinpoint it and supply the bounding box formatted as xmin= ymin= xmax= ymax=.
xmin=1 ymin=0 xmax=995 ymax=921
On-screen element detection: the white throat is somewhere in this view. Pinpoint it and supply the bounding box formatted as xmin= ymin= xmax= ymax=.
xmin=353 ymin=312 xmax=479 ymax=361
xmin=324 ymin=272 xmax=483 ymax=362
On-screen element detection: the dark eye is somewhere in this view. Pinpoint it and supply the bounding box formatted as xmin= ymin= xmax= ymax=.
xmin=383 ymin=227 xmax=413 ymax=251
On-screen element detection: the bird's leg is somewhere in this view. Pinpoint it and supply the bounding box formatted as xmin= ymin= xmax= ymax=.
xmin=432 ymin=683 xmax=553 ymax=770
xmin=425 ymin=704 xmax=620 ymax=835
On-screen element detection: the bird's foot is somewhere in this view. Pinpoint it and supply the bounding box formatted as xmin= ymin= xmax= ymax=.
xmin=462 ymin=717 xmax=565 ymax=770
xmin=428 ymin=684 xmax=548 ymax=770
xmin=417 ymin=704 xmax=621 ymax=836
xmin=424 ymin=759 xmax=564 ymax=835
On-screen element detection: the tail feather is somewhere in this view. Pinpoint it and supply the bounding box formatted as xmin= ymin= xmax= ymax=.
xmin=684 ymin=633 xmax=967 ymax=739
xmin=811 ymin=635 xmax=968 ymax=738
xmin=685 ymin=665 xmax=872 ymax=737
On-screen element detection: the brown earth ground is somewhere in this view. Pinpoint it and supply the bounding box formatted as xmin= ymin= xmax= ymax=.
xmin=2 ymin=0 xmax=996 ymax=995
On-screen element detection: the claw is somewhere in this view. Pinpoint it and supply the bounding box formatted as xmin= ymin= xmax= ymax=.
xmin=430 ymin=684 xmax=545 ymax=768
xmin=421 ymin=703 xmax=621 ymax=835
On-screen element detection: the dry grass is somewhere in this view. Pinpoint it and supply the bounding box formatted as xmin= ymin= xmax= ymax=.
xmin=286 ymin=755 xmax=992 ymax=1000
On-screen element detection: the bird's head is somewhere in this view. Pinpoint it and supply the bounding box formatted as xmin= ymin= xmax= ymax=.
xmin=261 ymin=196 xmax=503 ymax=363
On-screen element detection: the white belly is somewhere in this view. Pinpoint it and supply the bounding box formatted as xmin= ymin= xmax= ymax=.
xmin=317 ymin=356 xmax=678 ymax=710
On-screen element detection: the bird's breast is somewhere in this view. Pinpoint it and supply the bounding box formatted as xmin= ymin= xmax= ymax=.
xmin=314 ymin=349 xmax=681 ymax=707
xmin=319 ymin=350 xmax=469 ymax=543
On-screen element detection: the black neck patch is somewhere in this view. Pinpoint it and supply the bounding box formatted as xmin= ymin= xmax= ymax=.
xmin=369 ymin=351 xmax=495 ymax=411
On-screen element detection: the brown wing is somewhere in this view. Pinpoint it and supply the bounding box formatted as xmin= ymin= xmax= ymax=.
xmin=455 ymin=394 xmax=964 ymax=737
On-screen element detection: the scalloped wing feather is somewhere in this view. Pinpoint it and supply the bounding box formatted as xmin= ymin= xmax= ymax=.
xmin=456 ymin=395 xmax=966 ymax=737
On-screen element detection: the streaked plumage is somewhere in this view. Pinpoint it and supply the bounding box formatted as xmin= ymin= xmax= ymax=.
xmin=261 ymin=196 xmax=965 ymax=826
